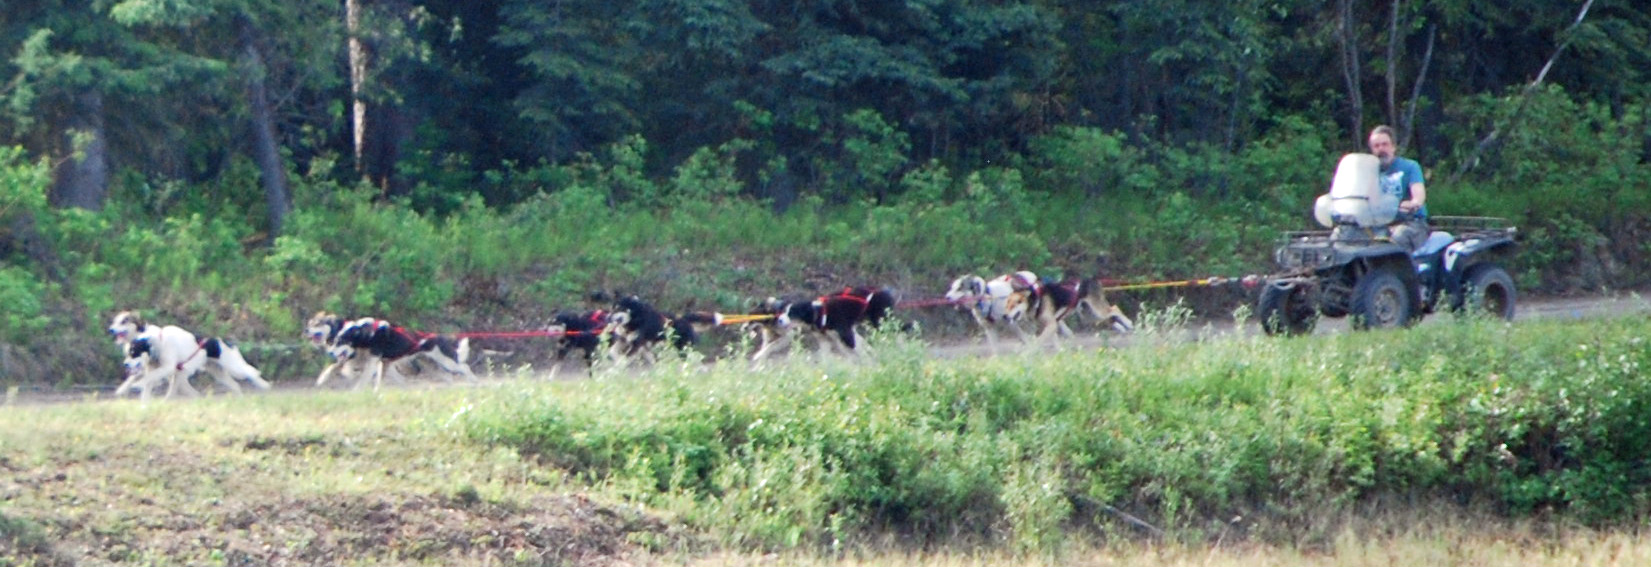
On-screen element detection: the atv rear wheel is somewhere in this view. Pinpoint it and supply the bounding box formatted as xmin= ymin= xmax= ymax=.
xmin=1350 ymin=268 xmax=1414 ymax=330
xmin=1462 ymin=263 xmax=1517 ymax=320
xmin=1257 ymin=280 xmax=1317 ymax=336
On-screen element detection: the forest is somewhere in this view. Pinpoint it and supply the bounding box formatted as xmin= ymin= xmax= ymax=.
xmin=1 ymin=0 xmax=1649 ymax=384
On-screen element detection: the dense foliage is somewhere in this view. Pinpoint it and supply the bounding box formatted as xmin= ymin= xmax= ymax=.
xmin=1 ymin=1 xmax=1649 ymax=383
xmin=462 ymin=314 xmax=1651 ymax=550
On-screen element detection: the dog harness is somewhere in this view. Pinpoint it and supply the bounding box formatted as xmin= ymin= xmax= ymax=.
xmin=1050 ymin=280 xmax=1082 ymax=311
xmin=814 ymin=290 xmax=871 ymax=328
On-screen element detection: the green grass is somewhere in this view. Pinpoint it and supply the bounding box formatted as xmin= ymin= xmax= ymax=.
xmin=459 ymin=312 xmax=1651 ymax=551
xmin=3 ymin=311 xmax=1650 ymax=565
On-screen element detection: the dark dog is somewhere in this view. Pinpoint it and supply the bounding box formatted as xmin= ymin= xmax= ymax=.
xmin=305 ymin=311 xmax=372 ymax=385
xmin=752 ymin=287 xmax=897 ymax=360
xmin=547 ymin=310 xmax=608 ymax=363
xmin=1033 ymin=277 xmax=1134 ymax=341
xmin=327 ymin=318 xmax=475 ymax=390
xmin=603 ymin=296 xmax=723 ymax=365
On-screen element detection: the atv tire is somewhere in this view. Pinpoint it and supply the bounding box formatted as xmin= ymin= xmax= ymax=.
xmin=1350 ymin=268 xmax=1415 ymax=330
xmin=1462 ymin=263 xmax=1517 ymax=321
xmin=1258 ymin=281 xmax=1317 ymax=336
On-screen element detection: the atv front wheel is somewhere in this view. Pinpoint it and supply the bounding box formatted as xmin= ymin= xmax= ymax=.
xmin=1350 ymin=268 xmax=1415 ymax=330
xmin=1257 ymin=280 xmax=1317 ymax=336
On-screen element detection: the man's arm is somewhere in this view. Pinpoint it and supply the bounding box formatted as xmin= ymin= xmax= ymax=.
xmin=1400 ymin=182 xmax=1426 ymax=213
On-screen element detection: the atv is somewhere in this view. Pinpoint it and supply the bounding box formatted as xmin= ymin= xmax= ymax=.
xmin=1256 ymin=154 xmax=1519 ymax=336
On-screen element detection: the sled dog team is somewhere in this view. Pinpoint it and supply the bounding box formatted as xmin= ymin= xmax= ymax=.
xmin=105 ymin=271 xmax=1131 ymax=399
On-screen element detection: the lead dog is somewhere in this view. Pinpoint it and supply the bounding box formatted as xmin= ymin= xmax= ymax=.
xmin=1033 ymin=276 xmax=1134 ymax=341
xmin=944 ymin=272 xmax=1041 ymax=349
xmin=327 ymin=318 xmax=475 ymax=390
xmin=121 ymin=335 xmax=271 ymax=399
xmin=107 ymin=311 xmax=201 ymax=399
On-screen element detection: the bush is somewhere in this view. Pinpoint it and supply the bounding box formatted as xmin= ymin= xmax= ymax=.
xmin=462 ymin=316 xmax=1651 ymax=550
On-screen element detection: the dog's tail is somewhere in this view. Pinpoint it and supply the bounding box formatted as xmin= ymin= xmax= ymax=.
xmin=668 ymin=313 xmax=719 ymax=350
xmin=865 ymin=287 xmax=900 ymax=329
xmin=417 ymin=335 xmax=477 ymax=381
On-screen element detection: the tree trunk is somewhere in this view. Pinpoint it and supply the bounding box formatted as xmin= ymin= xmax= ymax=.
xmin=1400 ymin=26 xmax=1436 ymax=150
xmin=1448 ymin=0 xmax=1596 ymax=183
xmin=364 ymin=102 xmax=410 ymax=197
xmin=50 ymin=90 xmax=108 ymax=211
xmin=1385 ymin=0 xmax=1400 ymax=128
xmin=347 ymin=0 xmax=369 ymax=175
xmin=240 ymin=16 xmax=291 ymax=240
xmin=1336 ymin=0 xmax=1364 ymax=146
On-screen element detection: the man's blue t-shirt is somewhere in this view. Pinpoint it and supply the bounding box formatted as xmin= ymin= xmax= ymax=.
xmin=1378 ymin=157 xmax=1428 ymax=220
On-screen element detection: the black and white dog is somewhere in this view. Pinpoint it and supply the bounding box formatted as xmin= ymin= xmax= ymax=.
xmin=545 ymin=309 xmax=609 ymax=375
xmin=109 ymin=311 xmax=269 ymax=399
xmin=326 ymin=318 xmax=475 ymax=390
xmin=602 ymin=295 xmax=722 ymax=365
xmin=121 ymin=335 xmax=271 ymax=398
xmin=305 ymin=311 xmax=372 ymax=386
xmin=751 ymin=287 xmax=897 ymax=361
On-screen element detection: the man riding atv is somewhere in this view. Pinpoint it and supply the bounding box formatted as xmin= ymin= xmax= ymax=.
xmin=1256 ymin=137 xmax=1518 ymax=335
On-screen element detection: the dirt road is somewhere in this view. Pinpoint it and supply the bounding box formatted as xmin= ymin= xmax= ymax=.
xmin=7 ymin=292 xmax=1648 ymax=407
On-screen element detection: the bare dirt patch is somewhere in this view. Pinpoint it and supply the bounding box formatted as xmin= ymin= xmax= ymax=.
xmin=2 ymin=435 xmax=687 ymax=566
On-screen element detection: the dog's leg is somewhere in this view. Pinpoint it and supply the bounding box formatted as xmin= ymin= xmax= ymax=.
xmin=1033 ymin=305 xmax=1061 ymax=345
xmin=749 ymin=327 xmax=789 ymax=362
xmin=220 ymin=347 xmax=271 ymax=390
xmin=1001 ymin=295 xmax=1035 ymax=345
xmin=969 ymin=308 xmax=1001 ymax=352
xmin=200 ymin=363 xmax=242 ymax=395
xmin=848 ymin=328 xmax=873 ymax=356
xmin=372 ymin=358 xmax=388 ymax=391
xmin=1106 ymin=306 xmax=1136 ymax=333
xmin=424 ymin=352 xmax=474 ymax=383
xmin=138 ymin=367 xmax=172 ymax=402
xmin=115 ymin=370 xmax=149 ymax=397
xmin=121 ymin=365 xmax=167 ymax=400
xmin=164 ymin=369 xmax=194 ymax=399
xmin=1057 ymin=310 xmax=1078 ymax=338
xmin=315 ymin=361 xmax=343 ymax=387
xmin=451 ymin=338 xmax=477 ymax=382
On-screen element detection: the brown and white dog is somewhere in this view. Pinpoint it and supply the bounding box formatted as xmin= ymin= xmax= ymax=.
xmin=325 ymin=318 xmax=475 ymax=390
xmin=944 ymin=271 xmax=1042 ymax=349
xmin=750 ymin=287 xmax=897 ymax=361
xmin=1032 ymin=276 xmax=1134 ymax=341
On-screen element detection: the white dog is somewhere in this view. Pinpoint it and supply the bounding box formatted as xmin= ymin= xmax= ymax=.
xmin=121 ymin=335 xmax=271 ymax=399
xmin=944 ymin=271 xmax=1041 ymax=350
xmin=108 ymin=311 xmax=200 ymax=399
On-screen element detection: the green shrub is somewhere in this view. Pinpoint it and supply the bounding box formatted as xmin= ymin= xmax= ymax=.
xmin=462 ymin=316 xmax=1651 ymax=550
xmin=0 ymin=266 xmax=50 ymax=344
